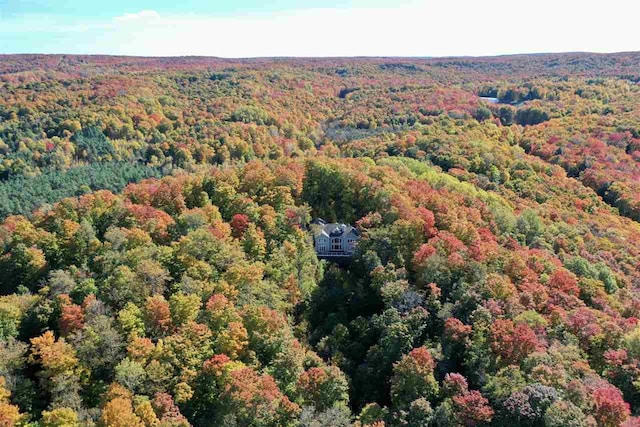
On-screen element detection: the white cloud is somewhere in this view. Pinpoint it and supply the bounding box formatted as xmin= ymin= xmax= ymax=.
xmin=113 ymin=10 xmax=161 ymax=23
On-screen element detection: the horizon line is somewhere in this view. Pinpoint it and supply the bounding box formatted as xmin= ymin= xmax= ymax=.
xmin=1 ymin=50 xmax=639 ymax=61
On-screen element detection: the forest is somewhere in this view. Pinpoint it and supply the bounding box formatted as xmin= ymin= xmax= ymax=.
xmin=0 ymin=52 xmax=639 ymax=426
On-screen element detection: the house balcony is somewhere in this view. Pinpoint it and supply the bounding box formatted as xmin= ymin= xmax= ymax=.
xmin=315 ymin=248 xmax=356 ymax=258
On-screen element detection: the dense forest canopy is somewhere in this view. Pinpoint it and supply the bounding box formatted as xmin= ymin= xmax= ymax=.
xmin=0 ymin=53 xmax=639 ymax=426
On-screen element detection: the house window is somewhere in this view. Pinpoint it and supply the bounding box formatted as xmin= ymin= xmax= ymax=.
xmin=317 ymin=240 xmax=327 ymax=252
xmin=331 ymin=238 xmax=343 ymax=251
xmin=347 ymin=238 xmax=357 ymax=251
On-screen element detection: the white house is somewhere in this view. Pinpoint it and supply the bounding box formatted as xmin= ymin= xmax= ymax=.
xmin=311 ymin=218 xmax=360 ymax=257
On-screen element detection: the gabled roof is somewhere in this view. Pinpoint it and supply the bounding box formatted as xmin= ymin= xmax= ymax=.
xmin=311 ymin=219 xmax=360 ymax=238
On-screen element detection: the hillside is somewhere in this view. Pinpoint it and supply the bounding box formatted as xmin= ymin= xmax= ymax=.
xmin=0 ymin=53 xmax=640 ymax=426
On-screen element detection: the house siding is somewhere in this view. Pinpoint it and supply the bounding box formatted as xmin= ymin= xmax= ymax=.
xmin=312 ymin=220 xmax=359 ymax=257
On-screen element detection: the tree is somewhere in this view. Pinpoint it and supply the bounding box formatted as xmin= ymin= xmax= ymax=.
xmin=300 ymin=406 xmax=352 ymax=427
xmin=203 ymin=294 xmax=241 ymax=332
xmin=58 ymin=298 xmax=84 ymax=336
xmin=442 ymin=373 xmax=469 ymax=397
xmin=474 ymin=106 xmax=492 ymax=122
xmin=213 ymin=321 xmax=248 ymax=359
xmin=296 ymin=366 xmax=350 ymax=411
xmin=0 ymin=294 xmax=35 ymax=340
xmin=483 ymin=366 xmax=527 ymax=401
xmin=592 ymin=385 xmax=630 ymax=427
xmin=219 ymin=367 xmax=300 ymax=426
xmin=163 ymin=321 xmax=214 ymax=376
xmin=168 ymin=293 xmax=201 ymax=327
xmin=115 ymin=358 xmax=146 ymax=392
xmin=451 ymin=390 xmax=494 ymax=426
xmin=143 ymin=295 xmax=173 ymax=338
xmin=516 ymin=210 xmax=544 ymax=246
xmin=548 ymin=269 xmax=580 ymax=296
xmin=502 ymin=384 xmax=559 ymax=426
xmin=1 ymin=243 xmax=48 ymax=292
xmin=498 ymin=106 xmax=515 ymax=126
xmin=41 ymin=407 xmax=81 ymax=427
xmin=117 ymin=302 xmax=146 ymax=337
xmin=390 ymin=347 xmax=439 ymax=408
xmin=29 ymin=331 xmax=79 ymax=378
xmin=72 ymin=126 xmax=115 ymax=162
xmin=230 ymin=214 xmax=250 ymax=238
xmin=0 ymin=376 xmax=24 ymax=426
xmin=47 ymin=270 xmax=77 ymax=297
xmin=152 ymin=392 xmax=190 ymax=427
xmin=242 ymin=224 xmax=267 ymax=260
xmin=404 ymin=398 xmax=434 ymax=427
xmin=515 ymin=108 xmax=550 ymax=126
xmin=543 ymin=401 xmax=591 ymax=427
xmin=230 ymin=106 xmax=274 ymax=126
xmin=69 ymin=314 xmax=123 ymax=380
xmin=99 ymin=384 xmax=144 ymax=427
xmin=490 ymin=319 xmax=540 ymax=365
xmin=242 ymin=305 xmax=291 ymax=365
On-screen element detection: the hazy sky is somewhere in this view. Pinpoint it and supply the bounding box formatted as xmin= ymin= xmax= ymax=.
xmin=1 ymin=0 xmax=638 ymax=57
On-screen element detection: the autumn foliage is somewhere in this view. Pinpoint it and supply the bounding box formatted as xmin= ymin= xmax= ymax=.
xmin=0 ymin=53 xmax=639 ymax=426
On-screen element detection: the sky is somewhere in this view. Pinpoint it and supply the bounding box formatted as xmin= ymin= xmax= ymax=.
xmin=1 ymin=0 xmax=639 ymax=57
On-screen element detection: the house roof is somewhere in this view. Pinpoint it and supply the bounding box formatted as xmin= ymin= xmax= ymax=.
xmin=312 ymin=219 xmax=360 ymax=238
